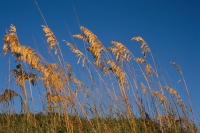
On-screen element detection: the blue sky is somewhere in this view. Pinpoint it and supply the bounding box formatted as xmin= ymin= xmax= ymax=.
xmin=0 ymin=0 xmax=199 ymax=114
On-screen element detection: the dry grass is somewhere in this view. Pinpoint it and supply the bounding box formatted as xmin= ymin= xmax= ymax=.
xmin=0 ymin=89 xmax=18 ymax=103
xmin=0 ymin=24 xmax=199 ymax=133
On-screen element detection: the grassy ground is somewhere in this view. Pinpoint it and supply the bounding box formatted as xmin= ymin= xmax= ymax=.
xmin=0 ymin=113 xmax=178 ymax=133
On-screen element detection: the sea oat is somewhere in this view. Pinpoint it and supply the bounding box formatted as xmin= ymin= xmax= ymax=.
xmin=3 ymin=28 xmax=41 ymax=69
xmin=10 ymin=24 xmax=16 ymax=33
xmin=108 ymin=41 xmax=131 ymax=62
xmin=140 ymin=82 xmax=147 ymax=96
xmin=66 ymin=63 xmax=72 ymax=71
xmin=39 ymin=64 xmax=66 ymax=92
xmin=105 ymin=60 xmax=126 ymax=84
xmin=73 ymin=26 xmax=105 ymax=69
xmin=72 ymin=77 xmax=87 ymax=89
xmin=180 ymin=103 xmax=187 ymax=110
xmin=46 ymin=92 xmax=67 ymax=111
xmin=0 ymin=89 xmax=18 ymax=103
xmin=65 ymin=41 xmax=86 ymax=66
xmin=73 ymin=77 xmax=83 ymax=87
xmin=170 ymin=62 xmax=182 ymax=75
xmin=153 ymin=91 xmax=167 ymax=104
xmin=73 ymin=34 xmax=88 ymax=42
xmin=134 ymin=58 xmax=147 ymax=63
xmin=164 ymin=86 xmax=180 ymax=98
xmin=12 ymin=64 xmax=38 ymax=86
xmin=42 ymin=25 xmax=58 ymax=49
xmin=145 ymin=64 xmax=153 ymax=77
xmin=177 ymin=99 xmax=183 ymax=103
xmin=73 ymin=88 xmax=78 ymax=98
xmin=46 ymin=92 xmax=66 ymax=103
xmin=131 ymin=36 xmax=150 ymax=58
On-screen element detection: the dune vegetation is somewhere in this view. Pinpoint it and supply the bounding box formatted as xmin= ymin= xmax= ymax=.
xmin=0 ymin=23 xmax=199 ymax=133
xmin=0 ymin=2 xmax=199 ymax=131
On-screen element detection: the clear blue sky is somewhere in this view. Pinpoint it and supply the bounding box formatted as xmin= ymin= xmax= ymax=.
xmin=0 ymin=0 xmax=199 ymax=114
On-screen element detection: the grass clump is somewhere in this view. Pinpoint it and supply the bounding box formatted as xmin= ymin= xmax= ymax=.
xmin=0 ymin=22 xmax=199 ymax=133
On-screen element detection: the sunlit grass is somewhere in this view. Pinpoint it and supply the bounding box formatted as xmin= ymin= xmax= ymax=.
xmin=0 ymin=24 xmax=199 ymax=133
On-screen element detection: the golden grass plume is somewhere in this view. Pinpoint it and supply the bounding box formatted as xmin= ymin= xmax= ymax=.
xmin=164 ymin=86 xmax=180 ymax=98
xmin=65 ymin=41 xmax=86 ymax=66
xmin=145 ymin=64 xmax=153 ymax=77
xmin=108 ymin=41 xmax=131 ymax=62
xmin=42 ymin=25 xmax=58 ymax=49
xmin=105 ymin=59 xmax=126 ymax=84
xmin=134 ymin=58 xmax=147 ymax=63
xmin=131 ymin=36 xmax=150 ymax=58
xmin=73 ymin=26 xmax=105 ymax=68
xmin=0 ymin=89 xmax=18 ymax=103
